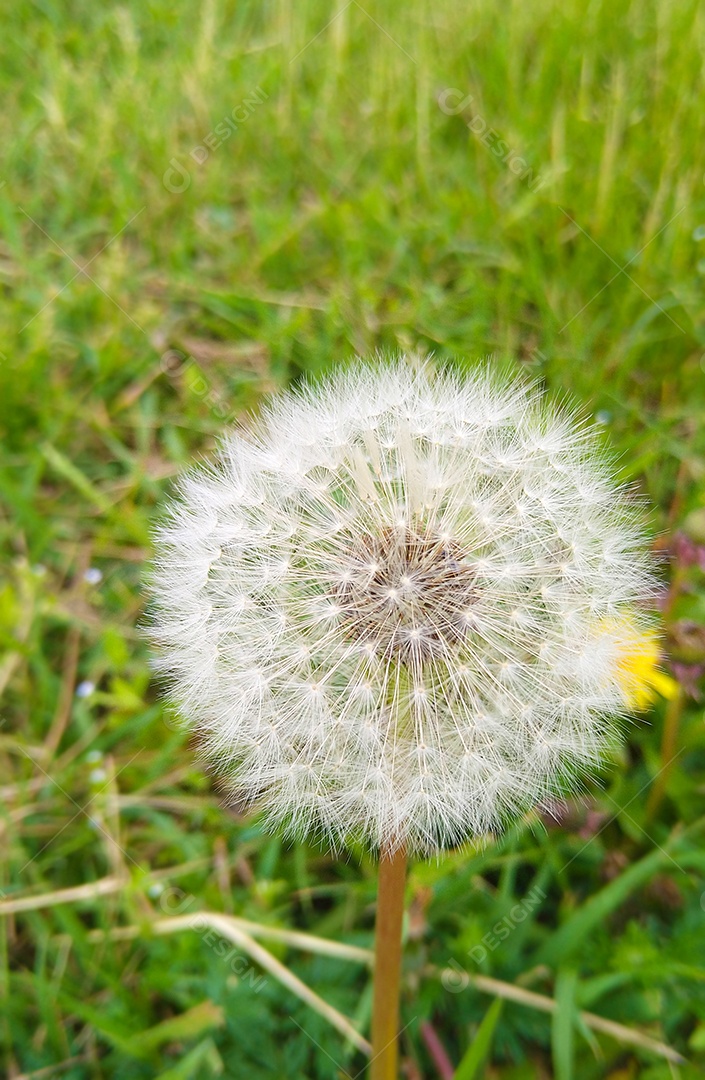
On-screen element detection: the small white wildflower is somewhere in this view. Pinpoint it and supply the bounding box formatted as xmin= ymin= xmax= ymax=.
xmin=149 ymin=360 xmax=656 ymax=856
xmin=89 ymin=768 xmax=107 ymax=784
xmin=84 ymin=567 xmax=103 ymax=585
xmin=75 ymin=680 xmax=95 ymax=699
xmin=85 ymin=750 xmax=103 ymax=764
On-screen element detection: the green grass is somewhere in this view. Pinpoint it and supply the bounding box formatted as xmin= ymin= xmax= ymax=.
xmin=2 ymin=1 xmax=705 ymax=1076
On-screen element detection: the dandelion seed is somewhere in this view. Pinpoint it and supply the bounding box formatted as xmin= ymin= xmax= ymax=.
xmin=149 ymin=359 xmax=659 ymax=858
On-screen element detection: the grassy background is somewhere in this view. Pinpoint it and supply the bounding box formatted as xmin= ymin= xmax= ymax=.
xmin=2 ymin=0 xmax=705 ymax=1076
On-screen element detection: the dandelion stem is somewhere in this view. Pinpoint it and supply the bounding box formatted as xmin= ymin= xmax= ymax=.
xmin=645 ymin=686 xmax=685 ymax=824
xmin=371 ymin=844 xmax=407 ymax=1080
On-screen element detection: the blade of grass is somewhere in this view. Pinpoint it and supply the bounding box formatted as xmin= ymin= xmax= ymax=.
xmin=453 ymin=998 xmax=503 ymax=1080
xmin=428 ymin=967 xmax=684 ymax=1064
xmin=40 ymin=442 xmax=112 ymax=514
xmin=129 ymin=1000 xmax=225 ymax=1054
xmin=144 ymin=913 xmax=372 ymax=1056
xmin=538 ymin=835 xmax=705 ymax=968
xmin=552 ymin=969 xmax=578 ymax=1080
xmin=154 ymin=1037 xmax=224 ymax=1080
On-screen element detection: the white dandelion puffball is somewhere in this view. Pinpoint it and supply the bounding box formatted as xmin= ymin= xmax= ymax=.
xmin=150 ymin=360 xmax=655 ymax=856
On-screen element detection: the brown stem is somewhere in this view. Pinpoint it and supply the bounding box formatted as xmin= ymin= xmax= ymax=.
xmin=645 ymin=687 xmax=685 ymax=824
xmin=370 ymin=844 xmax=407 ymax=1080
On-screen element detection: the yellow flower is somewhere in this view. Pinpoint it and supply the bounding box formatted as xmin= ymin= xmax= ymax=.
xmin=607 ymin=619 xmax=679 ymax=710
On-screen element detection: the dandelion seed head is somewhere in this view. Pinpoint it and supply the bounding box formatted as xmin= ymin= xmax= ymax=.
xmin=149 ymin=360 xmax=658 ymax=856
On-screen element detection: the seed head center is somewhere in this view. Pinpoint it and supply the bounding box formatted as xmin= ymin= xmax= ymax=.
xmin=334 ymin=524 xmax=477 ymax=666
